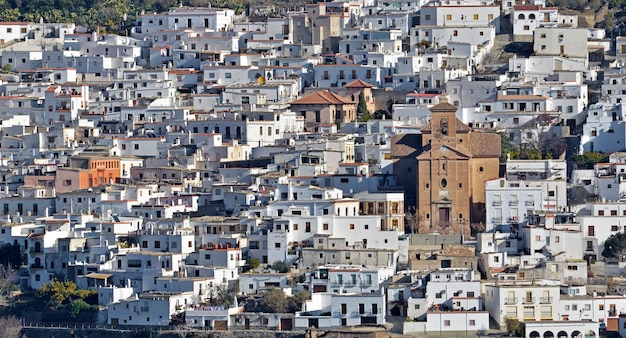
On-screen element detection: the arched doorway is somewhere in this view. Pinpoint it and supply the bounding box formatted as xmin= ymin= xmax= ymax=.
xmin=544 ymin=331 xmax=554 ymax=338
xmin=572 ymin=331 xmax=582 ymax=338
xmin=34 ymin=241 xmax=41 ymax=252
xmin=557 ymin=331 xmax=568 ymax=338
xmin=530 ymin=331 xmax=540 ymax=338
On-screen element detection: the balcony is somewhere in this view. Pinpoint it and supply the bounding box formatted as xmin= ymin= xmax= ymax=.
xmin=525 ymin=201 xmax=535 ymax=206
xmin=523 ymin=297 xmax=535 ymax=304
xmin=509 ymin=200 xmax=519 ymax=206
xmin=492 ymin=217 xmax=502 ymax=224
xmin=492 ymin=201 xmax=502 ymax=206
xmin=30 ymin=264 xmax=44 ymax=269
xmin=609 ymin=310 xmax=618 ymax=317
xmin=504 ymin=297 xmax=517 ymax=305
xmin=539 ymin=297 xmax=552 ymax=304
xmin=540 ymin=312 xmax=552 ymax=320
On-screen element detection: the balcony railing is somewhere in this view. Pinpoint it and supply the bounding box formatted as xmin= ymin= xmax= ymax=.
xmin=492 ymin=217 xmax=502 ymax=223
xmin=509 ymin=200 xmax=519 ymax=206
xmin=525 ymin=201 xmax=535 ymax=206
xmin=523 ymin=297 xmax=535 ymax=304
xmin=492 ymin=201 xmax=502 ymax=206
xmin=504 ymin=297 xmax=517 ymax=305
xmin=609 ymin=310 xmax=618 ymax=317
xmin=30 ymin=264 xmax=44 ymax=269
xmin=539 ymin=297 xmax=552 ymax=304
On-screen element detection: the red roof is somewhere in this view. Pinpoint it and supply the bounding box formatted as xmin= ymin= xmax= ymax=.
xmin=513 ymin=5 xmax=539 ymax=10
xmin=290 ymin=90 xmax=353 ymax=105
xmin=344 ymin=79 xmax=374 ymax=88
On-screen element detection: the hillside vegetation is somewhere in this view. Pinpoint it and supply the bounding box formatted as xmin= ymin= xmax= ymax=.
xmin=0 ymin=0 xmax=247 ymax=27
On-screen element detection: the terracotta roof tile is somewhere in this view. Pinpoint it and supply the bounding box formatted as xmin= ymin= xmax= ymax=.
xmin=344 ymin=79 xmax=374 ymax=88
xmin=290 ymin=90 xmax=353 ymax=105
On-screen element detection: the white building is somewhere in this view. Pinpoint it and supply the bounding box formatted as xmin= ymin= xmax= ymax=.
xmin=484 ymin=280 xmax=561 ymax=326
xmin=295 ymin=292 xmax=386 ymax=328
xmin=511 ymin=5 xmax=558 ymax=38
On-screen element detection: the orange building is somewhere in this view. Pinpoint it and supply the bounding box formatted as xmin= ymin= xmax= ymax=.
xmin=56 ymin=157 xmax=121 ymax=193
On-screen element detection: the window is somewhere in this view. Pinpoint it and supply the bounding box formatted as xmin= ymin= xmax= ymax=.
xmin=443 ymin=320 xmax=450 ymax=326
xmin=350 ymin=224 xmax=355 ymax=229
xmin=275 ymin=243 xmax=281 ymax=248
xmin=323 ymin=223 xmax=329 ymax=230
xmin=473 ymin=14 xmax=479 ymax=20
xmin=469 ymin=319 xmax=475 ymax=326
xmin=612 ymin=225 xmax=619 ymax=231
xmin=446 ymin=14 xmax=452 ymax=20
xmin=425 ymin=15 xmax=431 ymax=20
xmin=225 ymin=73 xmax=232 ymax=78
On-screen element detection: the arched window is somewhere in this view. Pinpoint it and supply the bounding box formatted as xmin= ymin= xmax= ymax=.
xmin=518 ymin=14 xmax=526 ymax=20
xmin=529 ymin=14 xmax=536 ymax=20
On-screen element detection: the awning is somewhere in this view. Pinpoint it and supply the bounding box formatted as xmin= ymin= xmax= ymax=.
xmin=86 ymin=273 xmax=113 ymax=280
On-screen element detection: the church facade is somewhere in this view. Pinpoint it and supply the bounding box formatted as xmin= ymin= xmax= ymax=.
xmin=393 ymin=101 xmax=501 ymax=235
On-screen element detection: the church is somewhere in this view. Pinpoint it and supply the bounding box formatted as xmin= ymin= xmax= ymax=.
xmin=392 ymin=100 xmax=501 ymax=235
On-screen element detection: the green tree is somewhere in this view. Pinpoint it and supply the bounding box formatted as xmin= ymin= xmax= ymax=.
xmin=602 ymin=233 xmax=626 ymax=259
xmin=287 ymin=290 xmax=308 ymax=312
xmin=573 ymin=151 xmax=606 ymax=169
xmin=36 ymin=280 xmax=97 ymax=310
xmin=207 ymin=284 xmax=236 ymax=306
xmin=260 ymin=288 xmax=287 ymax=313
xmin=505 ymin=317 xmax=524 ymax=337
xmin=386 ymin=97 xmax=399 ymax=115
xmin=249 ymin=257 xmax=260 ymax=270
xmin=498 ymin=132 xmax=515 ymax=163
xmin=270 ymin=260 xmax=289 ymax=273
xmin=602 ymin=12 xmax=617 ymax=31
xmin=357 ymin=91 xmax=368 ymax=117
xmin=68 ymin=299 xmax=92 ymax=318
xmin=527 ymin=148 xmax=542 ymax=160
xmin=0 ymin=243 xmax=22 ymax=268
